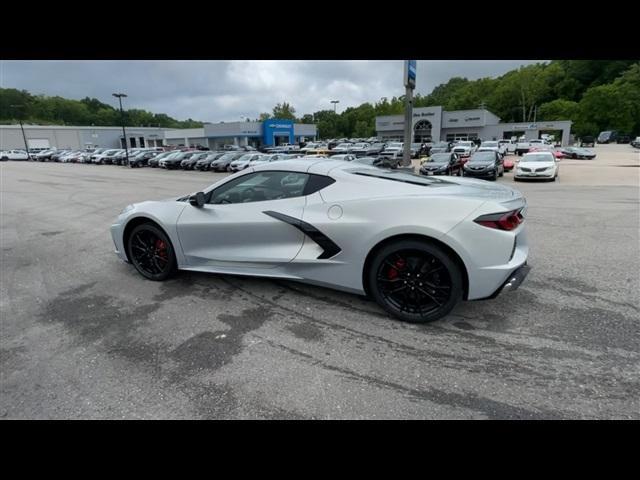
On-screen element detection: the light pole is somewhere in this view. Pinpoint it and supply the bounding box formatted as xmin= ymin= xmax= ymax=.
xmin=112 ymin=93 xmax=129 ymax=165
xmin=330 ymin=100 xmax=339 ymax=113
xmin=10 ymin=105 xmax=31 ymax=160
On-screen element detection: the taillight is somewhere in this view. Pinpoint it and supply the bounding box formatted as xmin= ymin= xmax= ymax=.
xmin=474 ymin=209 xmax=524 ymax=231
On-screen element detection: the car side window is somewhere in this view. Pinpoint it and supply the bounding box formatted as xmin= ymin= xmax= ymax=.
xmin=208 ymin=171 xmax=310 ymax=205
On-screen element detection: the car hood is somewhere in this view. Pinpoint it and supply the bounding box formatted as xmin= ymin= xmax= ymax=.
xmin=466 ymin=162 xmax=494 ymax=167
xmin=433 ymin=177 xmax=523 ymax=202
xmin=422 ymin=162 xmax=448 ymax=167
xmin=517 ymin=161 xmax=555 ymax=168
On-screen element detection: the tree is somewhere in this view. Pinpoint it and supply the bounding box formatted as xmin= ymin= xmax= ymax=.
xmin=299 ymin=114 xmax=314 ymax=124
xmin=538 ymin=99 xmax=579 ymax=121
xmin=354 ymin=120 xmax=373 ymax=138
xmin=258 ymin=112 xmax=271 ymax=121
xmin=272 ymin=102 xmax=296 ymax=120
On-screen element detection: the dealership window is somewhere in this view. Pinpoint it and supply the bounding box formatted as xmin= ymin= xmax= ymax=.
xmin=130 ymin=137 xmax=136 ymax=148
xmin=446 ymin=133 xmax=478 ymax=142
xmin=414 ymin=120 xmax=432 ymax=143
xmin=139 ymin=137 xmax=145 ymax=147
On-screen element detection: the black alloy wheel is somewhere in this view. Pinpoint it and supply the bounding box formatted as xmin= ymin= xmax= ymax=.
xmin=127 ymin=223 xmax=177 ymax=281
xmin=368 ymin=240 xmax=463 ymax=323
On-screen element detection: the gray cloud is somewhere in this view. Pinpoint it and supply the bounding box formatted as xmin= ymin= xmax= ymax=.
xmin=1 ymin=60 xmax=544 ymax=122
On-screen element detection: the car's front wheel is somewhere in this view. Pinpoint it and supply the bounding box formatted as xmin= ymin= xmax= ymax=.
xmin=367 ymin=239 xmax=463 ymax=323
xmin=127 ymin=223 xmax=177 ymax=281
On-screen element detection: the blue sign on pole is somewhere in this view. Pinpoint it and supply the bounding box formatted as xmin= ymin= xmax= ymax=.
xmin=405 ymin=60 xmax=417 ymax=89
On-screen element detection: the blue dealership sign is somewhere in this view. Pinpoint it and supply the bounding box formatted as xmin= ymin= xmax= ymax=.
xmin=405 ymin=60 xmax=417 ymax=89
xmin=263 ymin=118 xmax=294 ymax=146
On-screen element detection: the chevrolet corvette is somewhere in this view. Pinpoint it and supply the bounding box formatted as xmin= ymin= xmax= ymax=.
xmin=111 ymin=159 xmax=530 ymax=323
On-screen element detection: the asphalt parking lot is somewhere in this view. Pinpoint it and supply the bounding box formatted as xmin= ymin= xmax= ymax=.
xmin=1 ymin=144 xmax=639 ymax=419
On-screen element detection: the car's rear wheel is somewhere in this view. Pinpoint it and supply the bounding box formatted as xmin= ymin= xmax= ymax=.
xmin=127 ymin=223 xmax=177 ymax=281
xmin=368 ymin=240 xmax=463 ymax=323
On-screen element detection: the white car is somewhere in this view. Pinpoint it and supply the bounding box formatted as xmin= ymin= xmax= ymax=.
xmin=498 ymin=139 xmax=517 ymax=154
xmin=92 ymin=149 xmax=121 ymax=164
xmin=478 ymin=141 xmax=506 ymax=156
xmin=111 ymin=158 xmax=530 ymax=324
xmin=229 ymin=153 xmax=264 ymax=172
xmin=0 ymin=149 xmax=30 ymax=160
xmin=452 ymin=141 xmax=477 ymax=158
xmin=514 ymin=152 xmax=559 ymax=182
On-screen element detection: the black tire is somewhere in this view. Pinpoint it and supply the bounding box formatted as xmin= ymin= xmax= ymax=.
xmin=127 ymin=223 xmax=177 ymax=281
xmin=492 ymin=170 xmax=498 ymax=181
xmin=572 ymin=153 xmax=577 ymax=159
xmin=499 ymin=167 xmax=504 ymax=177
xmin=367 ymin=239 xmax=463 ymax=323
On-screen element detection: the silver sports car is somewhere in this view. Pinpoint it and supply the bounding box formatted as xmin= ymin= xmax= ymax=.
xmin=111 ymin=159 xmax=530 ymax=323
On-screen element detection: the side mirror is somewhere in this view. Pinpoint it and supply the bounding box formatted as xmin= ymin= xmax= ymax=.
xmin=189 ymin=192 xmax=206 ymax=207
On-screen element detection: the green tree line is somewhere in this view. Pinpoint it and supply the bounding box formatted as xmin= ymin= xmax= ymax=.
xmin=2 ymin=60 xmax=638 ymax=138
xmin=0 ymin=90 xmax=204 ymax=129
xmin=263 ymin=61 xmax=639 ymax=139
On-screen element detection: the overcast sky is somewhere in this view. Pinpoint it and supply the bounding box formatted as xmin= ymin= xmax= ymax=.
xmin=1 ymin=60 xmax=544 ymax=122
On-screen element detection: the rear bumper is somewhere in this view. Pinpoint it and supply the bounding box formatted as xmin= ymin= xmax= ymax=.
xmin=481 ymin=263 xmax=531 ymax=300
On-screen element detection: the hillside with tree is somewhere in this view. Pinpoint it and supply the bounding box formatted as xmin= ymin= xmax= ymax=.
xmin=0 ymin=89 xmax=204 ymax=129
xmin=2 ymin=60 xmax=638 ymax=139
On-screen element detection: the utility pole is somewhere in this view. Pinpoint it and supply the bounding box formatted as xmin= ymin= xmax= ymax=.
xmin=10 ymin=105 xmax=31 ymax=159
xmin=401 ymin=60 xmax=417 ymax=168
xmin=112 ymin=93 xmax=129 ymax=165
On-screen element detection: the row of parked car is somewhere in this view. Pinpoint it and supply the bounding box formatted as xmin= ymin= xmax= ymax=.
xmin=2 ymin=145 xmax=401 ymax=172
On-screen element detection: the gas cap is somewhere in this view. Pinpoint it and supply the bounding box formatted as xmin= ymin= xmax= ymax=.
xmin=327 ymin=205 xmax=343 ymax=220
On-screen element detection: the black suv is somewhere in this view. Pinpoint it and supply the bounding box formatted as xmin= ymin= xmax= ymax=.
xmin=580 ymin=136 xmax=595 ymax=147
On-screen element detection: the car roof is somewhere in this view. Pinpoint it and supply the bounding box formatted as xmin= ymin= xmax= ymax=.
xmin=252 ymin=158 xmax=351 ymax=175
xmin=523 ymin=151 xmax=554 ymax=158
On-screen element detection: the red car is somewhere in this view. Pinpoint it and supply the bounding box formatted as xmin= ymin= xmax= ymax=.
xmin=529 ymin=146 xmax=565 ymax=159
xmin=503 ymin=157 xmax=515 ymax=171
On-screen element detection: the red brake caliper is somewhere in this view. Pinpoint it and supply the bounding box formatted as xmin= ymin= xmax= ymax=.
xmin=155 ymin=239 xmax=167 ymax=259
xmin=388 ymin=258 xmax=405 ymax=279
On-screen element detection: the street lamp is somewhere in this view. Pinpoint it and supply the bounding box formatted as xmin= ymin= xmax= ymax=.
xmin=9 ymin=105 xmax=31 ymax=159
xmin=112 ymin=93 xmax=129 ymax=165
xmin=330 ymin=100 xmax=339 ymax=113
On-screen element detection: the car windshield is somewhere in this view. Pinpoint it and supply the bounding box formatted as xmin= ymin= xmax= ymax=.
xmin=217 ymin=154 xmax=235 ymax=161
xmin=469 ymin=152 xmax=495 ymax=162
xmin=429 ymin=153 xmax=451 ymax=163
xmin=457 ymin=142 xmax=473 ymax=147
xmin=336 ymin=143 xmax=351 ymax=148
xmin=386 ymin=143 xmax=403 ymax=149
xmin=481 ymin=142 xmax=498 ymax=148
xmin=433 ymin=142 xmax=448 ymax=147
xmin=521 ymin=154 xmax=554 ymax=163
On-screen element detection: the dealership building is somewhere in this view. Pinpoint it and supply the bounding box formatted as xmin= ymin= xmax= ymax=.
xmin=0 ymin=119 xmax=317 ymax=151
xmin=163 ymin=119 xmax=317 ymax=150
xmin=376 ymin=107 xmax=572 ymax=146
xmin=0 ymin=124 xmax=168 ymax=150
